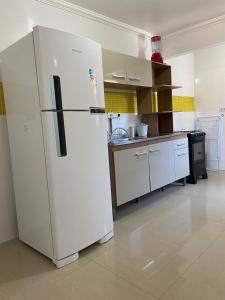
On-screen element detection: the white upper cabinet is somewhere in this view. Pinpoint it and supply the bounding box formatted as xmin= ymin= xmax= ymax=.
xmin=102 ymin=49 xmax=152 ymax=87
xmin=102 ymin=49 xmax=127 ymax=84
xmin=126 ymin=56 xmax=152 ymax=87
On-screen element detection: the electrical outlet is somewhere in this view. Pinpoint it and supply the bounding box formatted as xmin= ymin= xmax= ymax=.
xmin=107 ymin=113 xmax=120 ymax=119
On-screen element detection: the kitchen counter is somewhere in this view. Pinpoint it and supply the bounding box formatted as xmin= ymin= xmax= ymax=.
xmin=108 ymin=132 xmax=188 ymax=152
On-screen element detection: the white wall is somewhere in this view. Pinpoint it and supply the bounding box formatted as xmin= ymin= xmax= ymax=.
xmin=0 ymin=0 xmax=153 ymax=243
xmin=194 ymin=44 xmax=225 ymax=170
xmin=0 ymin=0 xmax=152 ymax=56
xmin=166 ymin=53 xmax=194 ymax=97
xmin=166 ymin=53 xmax=195 ymax=132
xmin=0 ymin=115 xmax=18 ymax=244
xmin=162 ymin=16 xmax=225 ymax=58
xmin=0 ymin=69 xmax=18 ymax=244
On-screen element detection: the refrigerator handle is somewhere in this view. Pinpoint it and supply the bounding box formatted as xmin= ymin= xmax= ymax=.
xmin=50 ymin=76 xmax=67 ymax=157
xmin=54 ymin=111 xmax=67 ymax=157
xmin=89 ymin=107 xmax=105 ymax=114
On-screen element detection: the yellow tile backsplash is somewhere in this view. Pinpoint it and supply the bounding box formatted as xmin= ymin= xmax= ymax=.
xmin=0 ymin=82 xmax=6 ymax=115
xmin=105 ymin=91 xmax=137 ymax=114
xmin=172 ymin=96 xmax=195 ymax=112
xmin=0 ymin=84 xmax=195 ymax=116
xmin=105 ymin=91 xmax=195 ymax=113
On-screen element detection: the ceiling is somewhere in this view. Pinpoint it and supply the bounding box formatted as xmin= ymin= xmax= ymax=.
xmin=66 ymin=0 xmax=225 ymax=35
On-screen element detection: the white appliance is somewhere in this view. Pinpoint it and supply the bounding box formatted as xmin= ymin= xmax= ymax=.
xmin=196 ymin=115 xmax=222 ymax=171
xmin=1 ymin=26 xmax=114 ymax=268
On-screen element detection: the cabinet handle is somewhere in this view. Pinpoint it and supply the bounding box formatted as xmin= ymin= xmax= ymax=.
xmin=149 ymin=148 xmax=160 ymax=153
xmin=129 ymin=76 xmax=141 ymax=82
xmin=135 ymin=152 xmax=148 ymax=157
xmin=112 ymin=74 xmax=126 ymax=80
xmin=177 ymin=143 xmax=187 ymax=147
xmin=177 ymin=152 xmax=187 ymax=157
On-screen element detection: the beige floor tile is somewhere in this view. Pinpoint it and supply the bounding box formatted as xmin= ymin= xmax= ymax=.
xmin=181 ymin=231 xmax=225 ymax=284
xmin=0 ymin=240 xmax=55 ymax=298
xmin=0 ymin=172 xmax=225 ymax=300
xmin=58 ymin=261 xmax=156 ymax=300
xmin=0 ymin=292 xmax=6 ymax=300
xmin=10 ymin=279 xmax=75 ymax=300
xmin=161 ymin=229 xmax=225 ymax=299
xmin=160 ymin=276 xmax=225 ymax=300
xmin=137 ymin=249 xmax=201 ymax=298
xmin=116 ymin=186 xmax=190 ymax=232
xmin=147 ymin=198 xmax=225 ymax=246
xmin=93 ymin=240 xmax=170 ymax=283
xmin=93 ymin=221 xmax=198 ymax=298
xmin=137 ymin=222 xmax=225 ymax=298
xmin=0 ymin=240 xmax=91 ymax=299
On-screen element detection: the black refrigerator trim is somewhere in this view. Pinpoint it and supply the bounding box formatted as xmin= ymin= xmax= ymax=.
xmin=50 ymin=75 xmax=67 ymax=157
xmin=42 ymin=109 xmax=89 ymax=112
xmin=55 ymin=111 xmax=67 ymax=157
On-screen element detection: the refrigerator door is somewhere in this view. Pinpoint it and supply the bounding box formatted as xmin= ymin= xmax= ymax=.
xmin=33 ymin=26 xmax=104 ymax=110
xmin=41 ymin=110 xmax=113 ymax=260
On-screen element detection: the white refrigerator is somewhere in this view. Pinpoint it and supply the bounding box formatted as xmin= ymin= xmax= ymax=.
xmin=1 ymin=26 xmax=113 ymax=267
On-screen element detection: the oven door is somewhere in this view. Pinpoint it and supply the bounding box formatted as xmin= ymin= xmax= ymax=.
xmin=192 ymin=141 xmax=205 ymax=162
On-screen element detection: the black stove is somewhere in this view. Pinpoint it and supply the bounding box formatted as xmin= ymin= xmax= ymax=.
xmin=187 ymin=130 xmax=206 ymax=137
xmin=187 ymin=130 xmax=208 ymax=184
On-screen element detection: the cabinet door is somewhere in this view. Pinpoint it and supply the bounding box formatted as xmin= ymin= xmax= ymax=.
xmin=174 ymin=148 xmax=190 ymax=180
xmin=126 ymin=56 xmax=152 ymax=87
xmin=173 ymin=138 xmax=188 ymax=150
xmin=114 ymin=146 xmax=150 ymax=206
xmin=102 ymin=49 xmax=127 ymax=84
xmin=149 ymin=141 xmax=175 ymax=191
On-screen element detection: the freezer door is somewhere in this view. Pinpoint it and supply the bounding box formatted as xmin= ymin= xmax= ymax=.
xmin=33 ymin=26 xmax=104 ymax=110
xmin=41 ymin=111 xmax=113 ymax=260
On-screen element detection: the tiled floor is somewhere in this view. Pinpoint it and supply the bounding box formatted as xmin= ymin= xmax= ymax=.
xmin=1 ymin=172 xmax=225 ymax=300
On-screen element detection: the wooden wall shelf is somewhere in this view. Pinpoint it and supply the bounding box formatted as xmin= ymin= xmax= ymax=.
xmin=137 ymin=62 xmax=182 ymax=136
xmin=142 ymin=110 xmax=180 ymax=115
xmin=152 ymin=84 xmax=182 ymax=92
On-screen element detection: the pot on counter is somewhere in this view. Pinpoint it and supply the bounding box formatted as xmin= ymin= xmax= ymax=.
xmin=136 ymin=123 xmax=149 ymax=138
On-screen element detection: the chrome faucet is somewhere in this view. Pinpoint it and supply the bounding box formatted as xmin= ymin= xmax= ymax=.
xmin=107 ymin=113 xmax=120 ymax=141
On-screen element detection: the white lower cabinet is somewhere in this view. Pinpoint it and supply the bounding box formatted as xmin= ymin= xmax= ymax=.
xmin=114 ymin=146 xmax=150 ymax=206
xmin=149 ymin=141 xmax=175 ymax=191
xmin=174 ymin=148 xmax=190 ymax=180
xmin=113 ymin=138 xmax=190 ymax=206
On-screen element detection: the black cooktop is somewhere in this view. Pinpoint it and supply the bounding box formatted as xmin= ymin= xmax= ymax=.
xmin=187 ymin=130 xmax=206 ymax=137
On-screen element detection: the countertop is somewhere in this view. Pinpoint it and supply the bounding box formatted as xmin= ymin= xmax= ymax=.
xmin=108 ymin=132 xmax=188 ymax=152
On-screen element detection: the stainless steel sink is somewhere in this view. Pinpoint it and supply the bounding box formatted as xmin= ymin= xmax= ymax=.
xmin=110 ymin=138 xmax=130 ymax=144
xmin=110 ymin=137 xmax=148 ymax=145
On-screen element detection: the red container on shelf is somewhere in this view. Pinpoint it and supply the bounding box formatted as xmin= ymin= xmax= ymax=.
xmin=151 ymin=35 xmax=163 ymax=64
